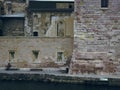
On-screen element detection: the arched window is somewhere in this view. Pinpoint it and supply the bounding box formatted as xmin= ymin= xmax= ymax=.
xmin=34 ymin=14 xmax=39 ymax=24
xmin=6 ymin=1 xmax=12 ymax=14
xmin=57 ymin=21 xmax=65 ymax=37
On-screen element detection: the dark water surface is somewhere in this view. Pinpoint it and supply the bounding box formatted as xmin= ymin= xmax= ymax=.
xmin=0 ymin=81 xmax=120 ymax=90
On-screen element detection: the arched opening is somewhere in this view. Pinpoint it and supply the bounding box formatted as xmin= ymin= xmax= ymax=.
xmin=34 ymin=14 xmax=39 ymax=24
xmin=57 ymin=21 xmax=65 ymax=37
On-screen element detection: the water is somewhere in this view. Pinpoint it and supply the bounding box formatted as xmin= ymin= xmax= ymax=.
xmin=0 ymin=81 xmax=120 ymax=90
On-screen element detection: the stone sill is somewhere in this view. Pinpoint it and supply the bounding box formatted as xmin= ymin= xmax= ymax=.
xmin=55 ymin=62 xmax=66 ymax=65
xmin=19 ymin=68 xmax=31 ymax=71
xmin=5 ymin=67 xmax=19 ymax=71
xmin=100 ymin=8 xmax=109 ymax=10
xmin=30 ymin=68 xmax=43 ymax=71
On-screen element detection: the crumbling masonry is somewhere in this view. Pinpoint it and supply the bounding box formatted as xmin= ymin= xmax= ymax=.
xmin=0 ymin=0 xmax=74 ymax=68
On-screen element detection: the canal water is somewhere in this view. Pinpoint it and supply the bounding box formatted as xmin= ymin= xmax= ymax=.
xmin=0 ymin=81 xmax=120 ymax=90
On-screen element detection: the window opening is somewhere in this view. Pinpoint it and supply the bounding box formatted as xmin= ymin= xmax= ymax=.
xmin=32 ymin=50 xmax=39 ymax=61
xmin=33 ymin=31 xmax=38 ymax=36
xmin=9 ymin=50 xmax=15 ymax=61
xmin=101 ymin=0 xmax=108 ymax=8
xmin=57 ymin=52 xmax=64 ymax=62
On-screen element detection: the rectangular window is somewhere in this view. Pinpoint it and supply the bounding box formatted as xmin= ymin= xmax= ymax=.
xmin=32 ymin=50 xmax=39 ymax=61
xmin=101 ymin=0 xmax=109 ymax=8
xmin=56 ymin=3 xmax=68 ymax=9
xmin=57 ymin=52 xmax=64 ymax=62
xmin=56 ymin=3 xmax=74 ymax=9
xmin=9 ymin=50 xmax=15 ymax=60
xmin=6 ymin=1 xmax=12 ymax=14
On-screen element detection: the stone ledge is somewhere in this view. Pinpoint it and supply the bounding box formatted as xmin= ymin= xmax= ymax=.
xmin=5 ymin=67 xmax=19 ymax=71
xmin=19 ymin=68 xmax=31 ymax=71
xmin=30 ymin=68 xmax=43 ymax=71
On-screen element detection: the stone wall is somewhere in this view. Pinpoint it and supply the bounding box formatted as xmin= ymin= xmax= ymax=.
xmin=0 ymin=0 xmax=74 ymax=37
xmin=0 ymin=37 xmax=73 ymax=68
xmin=31 ymin=12 xmax=74 ymax=37
xmin=3 ymin=0 xmax=26 ymax=15
xmin=0 ymin=0 xmax=26 ymax=36
xmin=70 ymin=0 xmax=120 ymax=75
xmin=0 ymin=0 xmax=74 ymax=69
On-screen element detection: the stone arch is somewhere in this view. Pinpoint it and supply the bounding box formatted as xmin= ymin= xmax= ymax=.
xmin=33 ymin=14 xmax=39 ymax=24
xmin=57 ymin=20 xmax=65 ymax=37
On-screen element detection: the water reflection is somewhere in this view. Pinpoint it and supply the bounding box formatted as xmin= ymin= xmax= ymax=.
xmin=0 ymin=81 xmax=120 ymax=90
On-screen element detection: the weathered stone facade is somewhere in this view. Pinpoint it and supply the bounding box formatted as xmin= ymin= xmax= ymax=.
xmin=3 ymin=0 xmax=26 ymax=15
xmin=0 ymin=37 xmax=73 ymax=68
xmin=0 ymin=0 xmax=74 ymax=68
xmin=0 ymin=0 xmax=26 ymax=36
xmin=26 ymin=0 xmax=74 ymax=37
xmin=1 ymin=0 xmax=120 ymax=76
xmin=31 ymin=12 xmax=73 ymax=37
xmin=70 ymin=0 xmax=120 ymax=75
